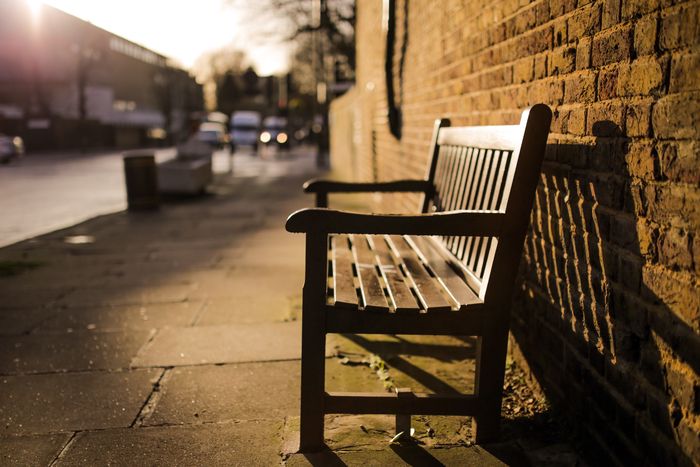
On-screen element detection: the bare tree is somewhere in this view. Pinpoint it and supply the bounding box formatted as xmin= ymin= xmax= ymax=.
xmin=226 ymin=0 xmax=355 ymax=83
xmin=192 ymin=47 xmax=249 ymax=111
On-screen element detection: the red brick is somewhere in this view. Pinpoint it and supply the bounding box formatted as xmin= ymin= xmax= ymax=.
xmin=592 ymin=25 xmax=633 ymax=66
xmin=587 ymin=101 xmax=625 ymax=135
xmin=659 ymin=227 xmax=694 ymax=271
xmin=669 ymin=50 xmax=700 ymax=92
xmin=636 ymin=219 xmax=659 ymax=259
xmin=518 ymin=26 xmax=554 ymax=55
xmin=515 ymin=6 xmax=538 ymax=36
xmin=597 ymin=66 xmax=619 ymax=100
xmin=658 ymin=141 xmax=700 ymax=185
xmin=665 ymin=362 xmax=698 ymax=415
xmin=626 ymin=140 xmax=659 ymax=179
xmin=530 ymin=78 xmax=565 ymax=105
xmin=695 ymin=231 xmax=700 ymax=276
xmin=677 ymin=421 xmax=700 ymax=462
xmin=659 ymin=3 xmax=700 ymax=51
xmin=652 ymin=92 xmax=700 ymax=139
xmin=616 ymin=56 xmax=665 ymax=96
xmin=621 ymin=0 xmax=665 ymax=21
xmin=513 ymin=57 xmax=535 ymax=83
xmin=564 ymin=70 xmax=597 ymax=103
xmin=534 ymin=53 xmax=549 ymax=79
xmin=549 ymin=0 xmax=578 ymax=17
xmin=576 ymin=36 xmax=593 ymax=69
xmin=568 ymin=3 xmax=601 ymax=39
xmin=602 ymin=0 xmax=621 ymax=29
xmin=642 ymin=266 xmax=700 ymax=331
xmin=634 ymin=14 xmax=658 ymax=56
xmin=645 ymin=184 xmax=700 ymax=227
xmin=535 ymin=0 xmax=551 ymax=25
xmin=626 ymin=100 xmax=652 ymax=137
xmin=549 ymin=45 xmax=577 ymax=75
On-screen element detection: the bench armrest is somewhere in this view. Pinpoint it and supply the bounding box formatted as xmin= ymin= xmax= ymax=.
xmin=286 ymin=208 xmax=504 ymax=236
xmin=303 ymin=179 xmax=432 ymax=207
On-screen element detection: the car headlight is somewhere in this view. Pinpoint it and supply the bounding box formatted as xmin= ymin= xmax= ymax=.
xmin=276 ymin=132 xmax=288 ymax=144
xmin=260 ymin=131 xmax=271 ymax=143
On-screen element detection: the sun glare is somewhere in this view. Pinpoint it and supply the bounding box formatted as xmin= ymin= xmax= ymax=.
xmin=27 ymin=0 xmax=43 ymax=17
xmin=35 ymin=0 xmax=292 ymax=74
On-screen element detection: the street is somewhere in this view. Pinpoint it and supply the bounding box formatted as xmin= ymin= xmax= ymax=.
xmin=0 ymin=145 xmax=313 ymax=248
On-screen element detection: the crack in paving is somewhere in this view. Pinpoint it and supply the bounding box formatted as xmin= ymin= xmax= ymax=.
xmin=132 ymin=368 xmax=170 ymax=427
xmin=48 ymin=431 xmax=78 ymax=467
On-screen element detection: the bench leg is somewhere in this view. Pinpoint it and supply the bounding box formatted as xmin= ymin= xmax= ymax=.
xmin=473 ymin=328 xmax=509 ymax=444
xmin=299 ymin=233 xmax=329 ymax=452
xmin=395 ymin=388 xmax=412 ymax=438
xmin=474 ymin=403 xmax=501 ymax=444
xmin=299 ymin=309 xmax=326 ymax=452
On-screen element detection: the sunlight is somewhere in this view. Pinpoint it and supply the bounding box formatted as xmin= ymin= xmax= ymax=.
xmin=39 ymin=0 xmax=291 ymax=74
xmin=26 ymin=0 xmax=43 ymax=17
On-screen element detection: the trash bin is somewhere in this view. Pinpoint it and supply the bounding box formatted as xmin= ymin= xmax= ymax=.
xmin=123 ymin=151 xmax=159 ymax=210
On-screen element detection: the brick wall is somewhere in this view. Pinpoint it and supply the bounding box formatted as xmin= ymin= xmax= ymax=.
xmin=330 ymin=0 xmax=699 ymax=464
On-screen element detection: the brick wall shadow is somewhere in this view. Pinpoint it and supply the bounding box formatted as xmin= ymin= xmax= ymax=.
xmin=511 ymin=120 xmax=697 ymax=465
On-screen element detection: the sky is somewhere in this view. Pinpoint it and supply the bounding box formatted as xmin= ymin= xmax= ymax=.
xmin=32 ymin=0 xmax=291 ymax=75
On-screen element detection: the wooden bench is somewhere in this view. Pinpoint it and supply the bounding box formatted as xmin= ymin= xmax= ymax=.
xmin=286 ymin=104 xmax=552 ymax=451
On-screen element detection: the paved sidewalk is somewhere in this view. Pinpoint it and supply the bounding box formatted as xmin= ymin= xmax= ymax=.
xmin=0 ymin=149 xmax=581 ymax=466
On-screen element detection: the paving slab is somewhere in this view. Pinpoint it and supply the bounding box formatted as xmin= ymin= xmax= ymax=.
xmin=220 ymin=233 xmax=305 ymax=269
xmin=0 ymin=286 xmax=72 ymax=310
xmin=58 ymin=283 xmax=197 ymax=307
xmin=328 ymin=334 xmax=477 ymax=395
xmin=131 ymin=322 xmax=313 ymax=367
xmin=35 ymin=301 xmax=203 ymax=333
xmin=147 ymin=361 xmax=300 ymax=425
xmin=285 ymin=445 xmax=507 ymax=466
xmin=195 ymin=293 xmax=301 ymax=325
xmin=137 ymin=249 xmax=224 ymax=269
xmin=57 ymin=420 xmax=282 ymax=467
xmin=198 ymin=265 xmax=303 ymax=300
xmin=0 ymin=330 xmax=152 ymax=373
xmin=102 ymin=261 xmax=227 ymax=283
xmin=0 ymin=307 xmax=60 ymax=336
xmin=0 ymin=369 xmax=159 ymax=434
xmin=0 ymin=433 xmax=70 ymax=466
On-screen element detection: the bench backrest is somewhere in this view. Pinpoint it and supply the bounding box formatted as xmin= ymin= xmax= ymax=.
xmin=420 ymin=104 xmax=551 ymax=302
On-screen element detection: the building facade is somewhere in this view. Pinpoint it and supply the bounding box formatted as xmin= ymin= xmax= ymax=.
xmin=0 ymin=2 xmax=203 ymax=149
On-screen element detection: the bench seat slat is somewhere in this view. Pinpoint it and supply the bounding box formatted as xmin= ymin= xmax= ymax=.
xmin=407 ymin=235 xmax=482 ymax=309
xmin=369 ymin=235 xmax=421 ymax=313
xmin=351 ymin=235 xmax=390 ymax=312
xmin=331 ymin=235 xmax=358 ymax=308
xmin=386 ymin=235 xmax=452 ymax=312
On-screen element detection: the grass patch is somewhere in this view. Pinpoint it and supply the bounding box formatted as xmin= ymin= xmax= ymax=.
xmin=0 ymin=260 xmax=43 ymax=277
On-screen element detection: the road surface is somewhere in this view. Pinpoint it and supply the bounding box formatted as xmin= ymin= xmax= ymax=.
xmin=0 ymin=145 xmax=316 ymax=248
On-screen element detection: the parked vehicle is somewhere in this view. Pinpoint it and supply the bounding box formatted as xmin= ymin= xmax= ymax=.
xmin=229 ymin=111 xmax=261 ymax=151
xmin=195 ymin=122 xmax=230 ymax=149
xmin=0 ymin=134 xmax=24 ymax=163
xmin=260 ymin=116 xmax=289 ymax=147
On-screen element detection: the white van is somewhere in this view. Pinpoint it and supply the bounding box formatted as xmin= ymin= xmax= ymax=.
xmin=229 ymin=111 xmax=261 ymax=150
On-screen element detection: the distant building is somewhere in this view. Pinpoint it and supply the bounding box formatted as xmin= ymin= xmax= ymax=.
xmin=0 ymin=2 xmax=203 ymax=149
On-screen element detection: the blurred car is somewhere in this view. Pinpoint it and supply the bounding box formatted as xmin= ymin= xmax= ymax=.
xmin=195 ymin=122 xmax=230 ymax=149
xmin=0 ymin=134 xmax=24 ymax=163
xmin=259 ymin=116 xmax=289 ymax=147
xmin=230 ymin=111 xmax=261 ymax=151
